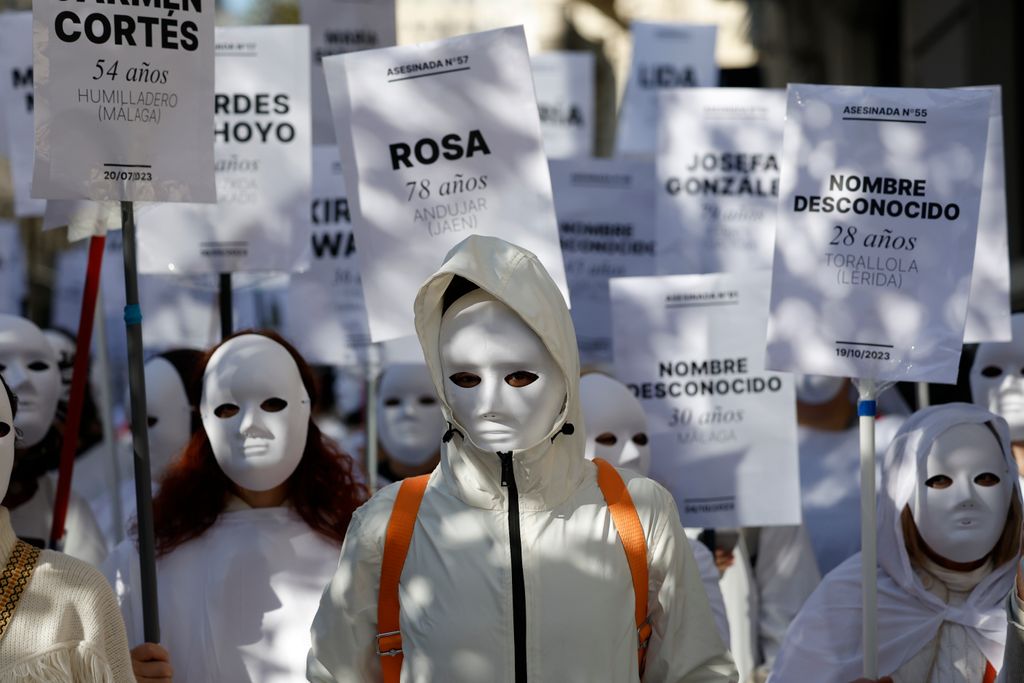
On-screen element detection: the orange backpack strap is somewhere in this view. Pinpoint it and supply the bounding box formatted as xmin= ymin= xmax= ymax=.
xmin=594 ymin=458 xmax=652 ymax=677
xmin=377 ymin=474 xmax=430 ymax=683
xmin=983 ymin=660 xmax=996 ymax=683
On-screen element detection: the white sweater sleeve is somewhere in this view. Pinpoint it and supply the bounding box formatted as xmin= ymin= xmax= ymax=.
xmin=640 ymin=482 xmax=738 ymax=683
xmin=308 ymin=490 xmax=394 ymax=683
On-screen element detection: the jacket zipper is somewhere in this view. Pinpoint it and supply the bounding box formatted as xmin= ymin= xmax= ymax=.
xmin=498 ymin=451 xmax=527 ymax=683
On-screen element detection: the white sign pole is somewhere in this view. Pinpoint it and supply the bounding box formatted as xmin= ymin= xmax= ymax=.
xmin=856 ymin=378 xmax=878 ymax=679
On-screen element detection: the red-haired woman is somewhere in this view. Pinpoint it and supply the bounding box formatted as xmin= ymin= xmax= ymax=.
xmin=103 ymin=330 xmax=368 ymax=683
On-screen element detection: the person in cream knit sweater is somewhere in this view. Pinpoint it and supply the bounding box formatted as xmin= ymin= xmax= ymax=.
xmin=0 ymin=375 xmax=134 ymax=681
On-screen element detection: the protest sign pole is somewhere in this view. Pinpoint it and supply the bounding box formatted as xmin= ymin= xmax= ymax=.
xmin=916 ymin=382 xmax=931 ymax=410
xmin=219 ymin=273 xmax=232 ymax=339
xmin=94 ymin=287 xmax=125 ymax=543
xmin=856 ymin=377 xmax=878 ymax=679
xmin=120 ymin=200 xmax=161 ymax=643
xmin=48 ymin=234 xmax=105 ymax=549
xmin=364 ymin=343 xmax=380 ymax=490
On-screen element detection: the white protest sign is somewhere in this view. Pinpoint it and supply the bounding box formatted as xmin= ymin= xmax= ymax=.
xmin=767 ymin=85 xmax=991 ymax=384
xmin=615 ymin=22 xmax=717 ymax=157
xmin=531 ymin=52 xmax=595 ymax=158
xmin=550 ymin=157 xmax=655 ymax=365
xmin=285 ymin=145 xmax=371 ymax=366
xmin=610 ymin=270 xmax=799 ymax=528
xmin=963 ymin=86 xmax=1010 ymax=343
xmin=324 ymin=26 xmax=569 ymax=341
xmin=0 ymin=13 xmax=45 ymax=217
xmin=31 ymin=0 xmax=215 ymax=202
xmin=0 ymin=223 xmax=26 ymax=315
xmin=138 ymin=25 xmax=312 ymax=275
xmin=43 ymin=201 xmax=122 ymax=242
xmin=656 ymin=88 xmax=784 ymax=274
xmin=300 ymin=0 xmax=396 ymax=145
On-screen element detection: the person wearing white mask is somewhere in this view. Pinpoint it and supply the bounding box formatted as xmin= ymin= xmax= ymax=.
xmin=795 ymin=374 xmax=904 ymax=575
xmin=104 ymin=331 xmax=368 ymax=682
xmin=0 ymin=374 xmax=134 ymax=680
xmin=970 ymin=312 xmax=1024 ymax=491
xmin=92 ymin=350 xmax=203 ymax=545
xmin=771 ymin=403 xmax=1022 ymax=683
xmin=309 ymin=235 xmax=736 ymax=682
xmin=376 ymin=363 xmax=445 ymax=486
xmin=579 ymin=372 xmax=732 ymax=648
xmin=0 ymin=314 xmax=106 ymax=565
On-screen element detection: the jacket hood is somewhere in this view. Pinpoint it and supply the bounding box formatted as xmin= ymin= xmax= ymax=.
xmin=413 ymin=235 xmax=585 ymax=510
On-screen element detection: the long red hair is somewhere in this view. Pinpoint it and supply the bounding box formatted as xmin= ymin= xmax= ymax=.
xmin=146 ymin=330 xmax=369 ymax=556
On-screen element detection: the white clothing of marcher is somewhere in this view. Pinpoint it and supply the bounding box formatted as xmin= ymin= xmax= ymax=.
xmin=798 ymin=416 xmax=904 ymax=576
xmin=308 ymin=235 xmax=736 ymax=682
xmin=0 ymin=508 xmax=133 ymax=682
xmin=719 ymin=526 xmax=820 ymax=682
xmin=9 ymin=473 xmax=107 ymax=566
xmin=685 ymin=530 xmax=733 ymax=647
xmin=770 ymin=404 xmax=1020 ymax=683
xmin=104 ymin=501 xmax=340 ymax=682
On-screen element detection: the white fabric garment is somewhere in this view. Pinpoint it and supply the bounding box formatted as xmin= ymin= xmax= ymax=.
xmin=891 ymin=557 xmax=991 ymax=683
xmin=0 ymin=508 xmax=133 ymax=682
xmin=104 ymin=502 xmax=340 ymax=682
xmin=308 ymin=235 xmax=736 ymax=682
xmin=719 ymin=526 xmax=821 ymax=682
xmin=770 ymin=403 xmax=1020 ymax=683
xmin=798 ymin=416 xmax=904 ymax=576
xmin=9 ymin=473 xmax=107 ymax=566
xmin=684 ymin=528 xmax=733 ymax=648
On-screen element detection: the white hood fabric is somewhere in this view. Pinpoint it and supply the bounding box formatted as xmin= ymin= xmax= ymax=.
xmin=308 ymin=235 xmax=736 ymax=682
xmin=770 ymin=404 xmax=1021 ymax=683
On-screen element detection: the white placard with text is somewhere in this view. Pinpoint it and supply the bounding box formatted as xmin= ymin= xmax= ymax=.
xmin=0 ymin=13 xmax=45 ymax=216
xmin=550 ymin=157 xmax=655 ymax=365
xmin=324 ymin=26 xmax=569 ymax=341
xmin=655 ymin=88 xmax=785 ymax=274
xmin=285 ymin=145 xmax=371 ymax=366
xmin=610 ymin=270 xmax=799 ymax=528
xmin=767 ymin=84 xmax=991 ymax=384
xmin=615 ymin=21 xmax=717 ymax=157
xmin=31 ymin=0 xmax=215 ymax=202
xmin=531 ymin=52 xmax=595 ymax=158
xmin=138 ymin=26 xmax=312 ymax=275
xmin=299 ymin=0 xmax=396 ymax=145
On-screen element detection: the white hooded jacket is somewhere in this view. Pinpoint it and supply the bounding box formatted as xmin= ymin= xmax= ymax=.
xmin=308 ymin=236 xmax=736 ymax=682
xmin=770 ymin=403 xmax=1021 ymax=683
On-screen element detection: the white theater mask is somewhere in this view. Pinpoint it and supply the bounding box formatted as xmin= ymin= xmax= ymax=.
xmin=439 ymin=290 xmax=566 ymax=453
xmin=794 ymin=374 xmax=847 ymax=406
xmin=377 ymin=364 xmax=444 ymax=467
xmin=145 ymin=357 xmax=194 ymax=477
xmin=43 ymin=329 xmax=76 ymax=403
xmin=971 ymin=315 xmax=1024 ymax=442
xmin=200 ymin=335 xmax=311 ymax=492
xmin=580 ymin=374 xmax=650 ymax=475
xmin=0 ymin=383 xmax=16 ymax=500
xmin=910 ymin=422 xmax=1013 ymax=565
xmin=0 ymin=315 xmax=61 ymax=448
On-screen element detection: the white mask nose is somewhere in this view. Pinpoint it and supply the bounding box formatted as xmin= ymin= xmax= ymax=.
xmin=5 ymin=364 xmax=27 ymax=389
xmin=239 ymin=410 xmax=273 ymax=439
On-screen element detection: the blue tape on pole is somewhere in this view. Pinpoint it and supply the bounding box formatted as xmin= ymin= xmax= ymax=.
xmin=858 ymin=400 xmax=877 ymax=417
xmin=124 ymin=304 xmax=143 ymax=326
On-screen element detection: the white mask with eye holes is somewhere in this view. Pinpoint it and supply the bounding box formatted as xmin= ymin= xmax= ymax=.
xmin=439 ymin=290 xmax=566 ymax=453
xmin=0 ymin=384 xmax=16 ymax=500
xmin=377 ymin=364 xmax=445 ymax=467
xmin=0 ymin=315 xmax=61 ymax=448
xmin=970 ymin=314 xmax=1024 ymax=442
xmin=579 ymin=374 xmax=650 ymax=475
xmin=910 ymin=422 xmax=1013 ymax=565
xmin=145 ymin=357 xmax=194 ymax=478
xmin=200 ymin=335 xmax=311 ymax=493
xmin=43 ymin=329 xmax=75 ymax=403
